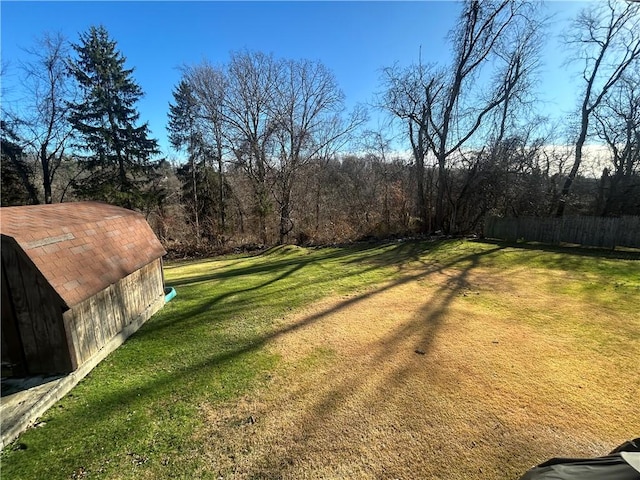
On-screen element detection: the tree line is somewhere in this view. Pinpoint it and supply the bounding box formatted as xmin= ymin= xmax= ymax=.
xmin=2 ymin=0 xmax=639 ymax=251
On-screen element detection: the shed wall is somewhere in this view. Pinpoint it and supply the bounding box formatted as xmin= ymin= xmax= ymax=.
xmin=1 ymin=238 xmax=72 ymax=374
xmin=63 ymin=258 xmax=164 ymax=368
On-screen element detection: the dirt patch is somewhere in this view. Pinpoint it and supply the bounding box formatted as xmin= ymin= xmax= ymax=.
xmin=196 ymin=266 xmax=639 ymax=479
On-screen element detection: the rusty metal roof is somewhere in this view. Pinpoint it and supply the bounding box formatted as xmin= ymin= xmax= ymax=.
xmin=0 ymin=202 xmax=166 ymax=307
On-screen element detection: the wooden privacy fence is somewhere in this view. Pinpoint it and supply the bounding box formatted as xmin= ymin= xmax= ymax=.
xmin=484 ymin=215 xmax=640 ymax=249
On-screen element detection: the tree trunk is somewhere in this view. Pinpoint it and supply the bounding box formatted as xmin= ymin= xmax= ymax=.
xmin=217 ymin=152 xmax=225 ymax=238
xmin=416 ymin=158 xmax=427 ymax=233
xmin=435 ymin=155 xmax=447 ymax=232
xmin=410 ymin=122 xmax=428 ymax=233
xmin=191 ymin=155 xmax=200 ymax=244
xmin=278 ymin=174 xmax=295 ymax=245
xmin=40 ymin=145 xmax=53 ymax=204
xmin=556 ymin=119 xmax=588 ymax=217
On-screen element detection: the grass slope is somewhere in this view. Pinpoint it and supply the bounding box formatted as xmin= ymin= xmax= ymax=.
xmin=1 ymin=240 xmax=638 ymax=479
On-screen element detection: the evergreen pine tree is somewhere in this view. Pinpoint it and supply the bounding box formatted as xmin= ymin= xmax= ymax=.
xmin=1 ymin=120 xmax=40 ymax=205
xmin=167 ymin=80 xmax=200 ymax=152
xmin=68 ymin=25 xmax=159 ymax=208
xmin=168 ymin=79 xmax=205 ymax=242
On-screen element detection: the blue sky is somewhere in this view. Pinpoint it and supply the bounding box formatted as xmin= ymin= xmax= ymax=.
xmin=2 ymin=1 xmax=588 ymax=157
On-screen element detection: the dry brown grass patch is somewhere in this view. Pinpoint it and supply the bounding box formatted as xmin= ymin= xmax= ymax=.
xmin=196 ymin=265 xmax=639 ymax=480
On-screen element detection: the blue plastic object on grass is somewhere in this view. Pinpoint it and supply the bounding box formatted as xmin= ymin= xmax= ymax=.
xmin=164 ymin=286 xmax=176 ymax=303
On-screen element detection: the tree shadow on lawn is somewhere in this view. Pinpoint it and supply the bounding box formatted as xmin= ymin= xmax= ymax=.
xmin=167 ymin=240 xmax=440 ymax=288
xmin=479 ymin=239 xmax=640 ymax=261
xmin=38 ymin=243 xmax=505 ymax=470
xmin=239 ymin=243 xmax=488 ymax=477
xmin=12 ymin=239 xmax=638 ymax=479
xmin=136 ymin=260 xmax=310 ymax=341
xmin=235 ymin=241 xmax=634 ymax=478
xmin=165 ymin=244 xmax=351 ymax=288
xmin=474 ymin=240 xmax=640 ymax=284
xmin=140 ymin=240 xmax=445 ymax=341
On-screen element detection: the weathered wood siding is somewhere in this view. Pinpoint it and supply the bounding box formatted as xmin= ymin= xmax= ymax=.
xmin=63 ymin=258 xmax=164 ymax=368
xmin=485 ymin=215 xmax=640 ymax=249
xmin=1 ymin=236 xmax=72 ymax=374
xmin=2 ymin=264 xmax=27 ymax=376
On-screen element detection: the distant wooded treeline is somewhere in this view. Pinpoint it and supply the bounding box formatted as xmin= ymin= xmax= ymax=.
xmin=2 ymin=1 xmax=638 ymax=252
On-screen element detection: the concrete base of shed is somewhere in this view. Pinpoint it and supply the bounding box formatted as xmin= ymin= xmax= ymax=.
xmin=0 ymin=292 xmax=165 ymax=450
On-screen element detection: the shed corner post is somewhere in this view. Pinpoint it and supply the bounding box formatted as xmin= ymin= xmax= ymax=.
xmin=62 ymin=308 xmax=80 ymax=371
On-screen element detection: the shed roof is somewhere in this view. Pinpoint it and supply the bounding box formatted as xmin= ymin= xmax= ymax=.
xmin=0 ymin=202 xmax=166 ymax=308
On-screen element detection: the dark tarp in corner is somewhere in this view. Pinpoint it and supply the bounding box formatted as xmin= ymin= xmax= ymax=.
xmin=518 ymin=438 xmax=640 ymax=480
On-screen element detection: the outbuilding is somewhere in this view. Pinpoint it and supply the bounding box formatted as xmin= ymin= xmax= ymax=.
xmin=1 ymin=201 xmax=166 ymax=376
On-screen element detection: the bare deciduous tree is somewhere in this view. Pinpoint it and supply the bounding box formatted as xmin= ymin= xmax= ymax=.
xmin=382 ymin=0 xmax=542 ymax=232
xmin=10 ymin=32 xmax=75 ymax=203
xmin=593 ymin=65 xmax=640 ymax=215
xmin=222 ymin=51 xmax=280 ymax=244
xmin=271 ymin=59 xmax=366 ymax=243
xmin=556 ymin=0 xmax=640 ymax=216
xmin=179 ymin=52 xmax=366 ymax=245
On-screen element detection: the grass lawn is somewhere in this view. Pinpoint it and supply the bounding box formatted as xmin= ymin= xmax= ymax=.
xmin=1 ymin=240 xmax=639 ymax=479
